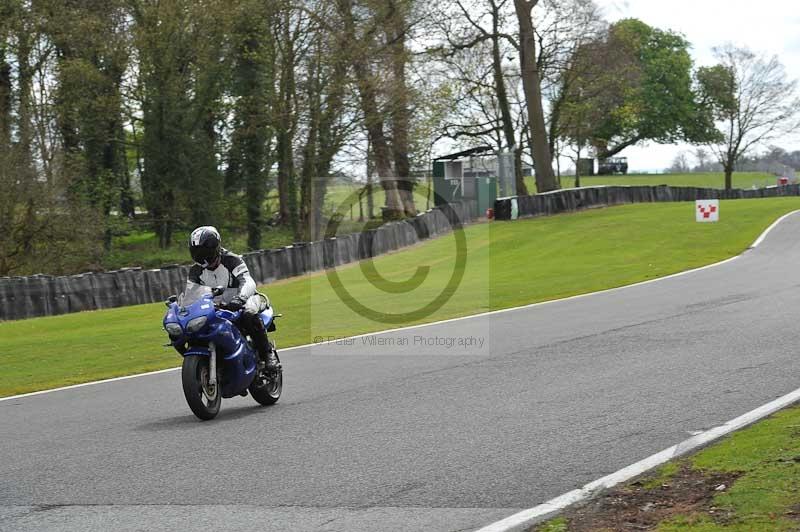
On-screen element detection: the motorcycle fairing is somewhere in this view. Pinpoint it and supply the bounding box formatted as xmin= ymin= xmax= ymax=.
xmin=164 ymin=294 xmax=258 ymax=398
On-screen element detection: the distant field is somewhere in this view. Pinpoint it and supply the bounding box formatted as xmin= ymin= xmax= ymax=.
xmin=317 ymin=180 xmax=434 ymax=214
xmin=104 ymin=226 xmax=296 ymax=271
xmin=103 ymin=172 xmax=773 ymax=272
xmin=536 ymin=171 xmax=777 ymax=192
xmin=4 ymin=197 xmax=800 ymax=396
xmin=323 ymin=172 xmax=776 ymax=208
xmin=328 ymin=172 xmax=777 ymax=207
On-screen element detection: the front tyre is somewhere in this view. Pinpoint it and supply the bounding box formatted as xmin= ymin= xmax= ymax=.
xmin=249 ymin=352 xmax=282 ymax=406
xmin=182 ymin=355 xmax=221 ymax=420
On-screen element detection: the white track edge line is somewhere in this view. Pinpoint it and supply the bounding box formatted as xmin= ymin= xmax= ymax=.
xmin=3 ymin=209 xmax=798 ymax=403
xmin=474 ymin=386 xmax=800 ymax=532
xmin=0 ymin=368 xmax=181 ymax=402
xmin=750 ymin=208 xmax=798 ymax=248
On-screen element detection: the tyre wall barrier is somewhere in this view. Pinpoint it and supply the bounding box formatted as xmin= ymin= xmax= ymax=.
xmin=494 ymin=184 xmax=800 ymax=221
xmin=0 ymin=201 xmax=476 ymax=321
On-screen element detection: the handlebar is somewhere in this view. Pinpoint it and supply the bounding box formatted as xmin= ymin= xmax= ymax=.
xmin=214 ymin=302 xmax=242 ymax=317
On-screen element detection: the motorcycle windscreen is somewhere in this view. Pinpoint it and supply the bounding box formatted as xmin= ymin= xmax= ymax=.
xmin=179 ymin=284 xmax=212 ymax=307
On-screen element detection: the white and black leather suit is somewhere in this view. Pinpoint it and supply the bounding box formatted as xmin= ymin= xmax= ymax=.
xmin=187 ymin=249 xmax=259 ymax=309
xmin=185 ymin=249 xmax=272 ymax=357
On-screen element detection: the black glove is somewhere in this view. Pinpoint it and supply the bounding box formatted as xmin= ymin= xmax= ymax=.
xmin=226 ymin=296 xmax=246 ymax=312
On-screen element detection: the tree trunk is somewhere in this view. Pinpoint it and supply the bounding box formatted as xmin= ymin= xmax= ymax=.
xmin=299 ymin=144 xmax=315 ymax=241
xmin=724 ymin=164 xmax=733 ymax=190
xmin=337 ymin=0 xmax=403 ymax=218
xmin=299 ymin=98 xmax=319 ymax=241
xmin=244 ymin=133 xmax=266 ymax=250
xmin=513 ymin=0 xmax=558 ymax=193
xmin=387 ymin=1 xmax=416 ymax=217
xmin=491 ymin=16 xmax=527 ymax=196
xmin=0 ymin=46 xmax=10 ymax=149
xmin=356 ymin=74 xmax=402 ymax=218
xmin=513 ymin=146 xmax=525 ymax=194
xmin=16 ymin=30 xmax=33 ymax=164
xmin=232 ymin=16 xmax=270 ymax=249
xmin=114 ymin=120 xmax=135 ymax=219
xmin=276 ymin=15 xmax=297 ymax=229
xmin=366 ymin=150 xmax=375 ymax=220
xmin=277 ymin=130 xmax=296 ymax=228
xmin=595 ymin=136 xmax=644 ymax=160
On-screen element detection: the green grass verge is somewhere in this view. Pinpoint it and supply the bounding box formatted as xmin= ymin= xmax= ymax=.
xmin=660 ymin=406 xmax=800 ymax=530
xmin=538 ymin=172 xmax=775 ymax=193
xmin=105 ymin=173 xmax=768 ymax=272
xmin=536 ymin=517 xmax=569 ymax=532
xmin=537 ymin=405 xmax=800 ymax=531
xmin=2 ymin=197 xmax=800 ymax=397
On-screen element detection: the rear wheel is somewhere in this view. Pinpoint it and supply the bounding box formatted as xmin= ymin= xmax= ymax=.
xmin=182 ymin=355 xmax=221 ymax=420
xmin=249 ymin=352 xmax=282 ymax=406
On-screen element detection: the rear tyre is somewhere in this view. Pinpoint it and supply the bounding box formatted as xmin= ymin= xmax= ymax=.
xmin=249 ymin=352 xmax=282 ymax=406
xmin=182 ymin=355 xmax=221 ymax=420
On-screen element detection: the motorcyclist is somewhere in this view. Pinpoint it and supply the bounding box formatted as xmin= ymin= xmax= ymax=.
xmin=186 ymin=226 xmax=279 ymax=371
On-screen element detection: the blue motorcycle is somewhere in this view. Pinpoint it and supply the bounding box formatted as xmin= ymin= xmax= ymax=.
xmin=163 ymin=285 xmax=282 ymax=420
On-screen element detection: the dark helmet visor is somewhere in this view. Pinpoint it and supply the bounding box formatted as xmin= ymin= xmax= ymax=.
xmin=190 ymin=243 xmax=218 ymax=266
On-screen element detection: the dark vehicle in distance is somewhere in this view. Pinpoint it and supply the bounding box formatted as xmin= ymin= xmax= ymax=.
xmin=598 ymin=157 xmax=629 ymax=175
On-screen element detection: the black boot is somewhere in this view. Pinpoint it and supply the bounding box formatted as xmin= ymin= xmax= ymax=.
xmin=246 ymin=314 xmax=280 ymax=371
xmin=263 ymin=346 xmax=280 ymax=372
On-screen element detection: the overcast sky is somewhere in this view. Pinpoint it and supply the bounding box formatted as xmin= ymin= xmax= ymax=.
xmin=594 ymin=0 xmax=800 ymax=172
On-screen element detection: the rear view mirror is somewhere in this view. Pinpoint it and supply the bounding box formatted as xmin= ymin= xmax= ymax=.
xmin=212 ymin=286 xmax=225 ymax=297
xmin=165 ymin=295 xmax=178 ymax=307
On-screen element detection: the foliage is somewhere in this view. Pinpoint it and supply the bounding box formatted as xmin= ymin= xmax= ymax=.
xmin=695 ymin=65 xmax=737 ymax=120
xmin=131 ymin=0 xmax=234 ymax=246
xmin=697 ymin=45 xmax=800 ymax=189
xmin=3 ymin=1 xmax=800 ymax=276
xmin=226 ymin=0 xmax=275 ymax=249
xmin=0 ymin=147 xmax=103 ymax=276
xmin=0 ymin=0 xmax=377 ymax=271
xmin=562 ymin=19 xmax=718 ymax=159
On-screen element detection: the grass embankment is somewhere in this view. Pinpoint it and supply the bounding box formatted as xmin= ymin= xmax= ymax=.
xmin=104 ymin=187 xmax=429 ymax=271
xmin=536 ymin=405 xmax=800 ymax=531
xmin=104 ymin=227 xmax=295 ymax=271
xmin=3 ymin=198 xmax=800 ymax=396
xmin=543 ymin=172 xmax=775 ymax=193
xmin=104 ymin=173 xmax=771 ymax=271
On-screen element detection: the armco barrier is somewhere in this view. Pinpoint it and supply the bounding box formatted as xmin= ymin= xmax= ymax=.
xmin=494 ymin=184 xmax=800 ymax=221
xmin=0 ymin=201 xmax=476 ymax=321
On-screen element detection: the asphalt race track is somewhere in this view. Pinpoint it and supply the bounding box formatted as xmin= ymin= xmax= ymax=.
xmin=4 ymin=212 xmax=800 ymax=532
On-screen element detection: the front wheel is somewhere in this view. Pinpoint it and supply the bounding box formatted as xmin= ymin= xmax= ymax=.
xmin=249 ymin=353 xmax=282 ymax=406
xmin=182 ymin=355 xmax=221 ymax=420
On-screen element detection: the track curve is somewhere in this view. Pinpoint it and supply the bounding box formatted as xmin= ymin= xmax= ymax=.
xmin=3 ymin=211 xmax=800 ymax=532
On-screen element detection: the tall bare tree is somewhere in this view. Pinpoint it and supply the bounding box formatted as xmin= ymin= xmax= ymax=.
xmin=335 ymin=0 xmax=404 ymax=218
xmin=694 ymin=148 xmax=710 ymax=172
xmin=513 ymin=0 xmax=558 ymax=192
xmin=438 ymin=0 xmax=528 ymax=194
xmin=273 ymin=2 xmax=306 ymax=230
xmin=535 ymin=0 xmax=604 ymax=166
xmin=698 ymin=45 xmax=800 ymax=190
xmin=42 ymin=0 xmax=132 ymax=246
xmin=385 ymin=0 xmax=417 ymax=216
xmin=227 ymin=0 xmax=275 ymax=250
xmin=297 ymin=2 xmax=353 ymax=240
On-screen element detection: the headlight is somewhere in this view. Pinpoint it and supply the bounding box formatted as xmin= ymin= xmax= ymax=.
xmin=186 ymin=316 xmax=208 ymax=334
xmin=165 ymin=322 xmax=183 ymax=338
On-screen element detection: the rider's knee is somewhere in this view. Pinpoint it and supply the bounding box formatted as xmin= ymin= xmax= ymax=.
xmin=242 ymin=296 xmax=262 ymax=316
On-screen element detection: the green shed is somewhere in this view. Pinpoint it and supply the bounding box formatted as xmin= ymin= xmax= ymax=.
xmin=432 ymin=146 xmax=498 ymax=217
